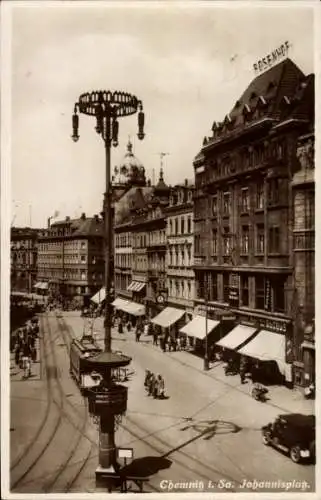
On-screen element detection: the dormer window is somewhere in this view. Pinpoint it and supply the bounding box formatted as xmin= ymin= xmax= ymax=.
xmin=258 ymin=96 xmax=267 ymax=106
xmin=283 ymin=95 xmax=291 ymax=105
xmin=267 ymin=81 xmax=275 ymax=93
xmin=250 ymin=92 xmax=257 ymax=100
xmin=234 ymin=100 xmax=241 ymax=109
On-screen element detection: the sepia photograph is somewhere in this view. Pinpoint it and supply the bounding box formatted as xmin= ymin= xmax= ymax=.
xmin=1 ymin=0 xmax=318 ymax=497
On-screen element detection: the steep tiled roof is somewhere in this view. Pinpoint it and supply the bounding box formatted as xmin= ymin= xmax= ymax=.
xmin=228 ymin=58 xmax=305 ymax=128
xmin=72 ymin=217 xmax=104 ymax=237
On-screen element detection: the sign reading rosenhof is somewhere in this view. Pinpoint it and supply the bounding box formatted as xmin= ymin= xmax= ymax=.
xmin=253 ymin=41 xmax=290 ymax=74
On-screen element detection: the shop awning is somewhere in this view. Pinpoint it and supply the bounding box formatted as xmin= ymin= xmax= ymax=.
xmin=180 ymin=315 xmax=220 ymax=340
xmin=123 ymin=302 xmax=145 ymax=316
xmin=216 ymin=324 xmax=257 ymax=350
xmin=151 ymin=307 xmax=185 ymax=328
xmin=238 ymin=329 xmax=291 ymax=380
xmin=42 ymin=282 xmax=48 ymax=290
xmin=127 ymin=281 xmax=145 ymax=292
xmin=91 ymin=287 xmax=106 ymax=304
xmin=111 ymin=297 xmax=130 ymax=309
xmin=301 ymin=341 xmax=315 ymax=350
xmin=111 ymin=298 xmax=145 ymax=316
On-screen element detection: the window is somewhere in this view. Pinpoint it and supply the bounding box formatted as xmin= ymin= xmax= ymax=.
xmin=223 ymin=273 xmax=229 ymax=303
xmin=241 ymin=275 xmax=249 ymax=306
xmin=241 ymin=226 xmax=249 ymax=254
xmin=175 ymin=280 xmax=180 ymax=297
xmin=306 ymin=192 xmax=315 ymax=229
xmin=181 ymin=247 xmax=185 ymax=265
xmin=256 ymin=224 xmax=265 ymax=254
xmin=268 ymin=178 xmax=280 ymax=205
xmin=223 ymin=227 xmax=230 ymax=255
xmin=272 ymin=278 xmax=285 ymax=312
xmin=212 ymin=196 xmax=218 ymax=216
xmin=241 ymin=188 xmax=249 ymax=212
xmin=81 ymin=255 xmax=86 ymax=263
xmin=269 ymin=226 xmax=280 ymax=253
xmin=187 ymin=216 xmax=191 ymax=234
xmin=223 ymin=192 xmax=231 ymax=215
xmin=255 ymin=275 xmax=265 ymax=310
xmin=81 ymin=241 xmax=86 ymax=249
xmin=187 ymin=245 xmax=191 ymax=265
xmin=208 ymin=273 xmax=218 ymax=301
xmin=212 ymin=229 xmax=218 ymax=255
xmin=256 ymin=182 xmax=264 ymax=209
xmin=195 ymin=234 xmax=201 ymax=255
xmin=181 ymin=217 xmax=185 ymax=235
xmin=175 ymin=218 xmax=178 ymax=235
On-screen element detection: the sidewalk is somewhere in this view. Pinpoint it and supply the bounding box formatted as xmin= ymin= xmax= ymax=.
xmin=10 ymin=334 xmax=47 ymax=467
xmin=63 ymin=312 xmax=314 ymax=417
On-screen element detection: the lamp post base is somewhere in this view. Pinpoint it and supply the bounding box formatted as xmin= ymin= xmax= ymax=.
xmin=203 ymin=357 xmax=209 ymax=371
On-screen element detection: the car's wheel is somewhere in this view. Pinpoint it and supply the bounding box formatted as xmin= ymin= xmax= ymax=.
xmin=290 ymin=445 xmax=301 ymax=463
xmin=262 ymin=432 xmax=271 ymax=445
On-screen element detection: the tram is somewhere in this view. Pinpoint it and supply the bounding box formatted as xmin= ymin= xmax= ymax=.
xmin=69 ymin=334 xmax=102 ymax=392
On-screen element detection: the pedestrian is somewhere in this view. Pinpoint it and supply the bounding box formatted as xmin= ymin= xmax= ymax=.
xmin=148 ymin=373 xmax=155 ymax=396
xmin=14 ymin=340 xmax=21 ymax=367
xmin=21 ymin=341 xmax=31 ymax=379
xmin=127 ymin=320 xmax=132 ymax=332
xmin=158 ymin=375 xmax=165 ymax=399
xmin=144 ymin=369 xmax=151 ymax=388
xmin=118 ymin=322 xmax=123 ymax=334
xmin=153 ymin=332 xmax=158 ymax=346
xmin=153 ymin=375 xmax=159 ymax=399
xmin=240 ymin=356 xmax=247 ymax=384
xmin=176 ymin=337 xmax=181 ymax=351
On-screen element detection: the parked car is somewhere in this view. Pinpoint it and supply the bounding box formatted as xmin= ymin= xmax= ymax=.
xmin=262 ymin=413 xmax=315 ymax=464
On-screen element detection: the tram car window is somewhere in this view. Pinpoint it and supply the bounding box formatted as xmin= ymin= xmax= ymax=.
xmin=69 ymin=335 xmax=102 ymax=392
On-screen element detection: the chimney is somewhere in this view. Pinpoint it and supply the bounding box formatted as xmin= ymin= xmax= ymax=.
xmin=147 ymin=179 xmax=151 ymax=187
xmin=81 ymin=212 xmax=86 ymax=220
xmin=65 ymin=216 xmax=70 ymax=222
xmin=47 ymin=217 xmax=51 ymax=229
xmin=94 ymin=214 xmax=99 ymax=222
xmin=185 ymin=178 xmax=188 ymax=186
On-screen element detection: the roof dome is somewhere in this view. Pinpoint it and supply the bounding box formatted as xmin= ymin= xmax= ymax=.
xmin=114 ymin=140 xmax=146 ymax=187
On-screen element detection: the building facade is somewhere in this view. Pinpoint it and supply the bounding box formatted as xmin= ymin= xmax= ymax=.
xmin=193 ymin=58 xmax=314 ymax=385
xmin=292 ymin=133 xmax=315 ymax=386
xmin=11 ymin=227 xmax=40 ymax=293
xmin=165 ymin=181 xmax=195 ymax=317
xmin=37 ymin=213 xmax=104 ymax=306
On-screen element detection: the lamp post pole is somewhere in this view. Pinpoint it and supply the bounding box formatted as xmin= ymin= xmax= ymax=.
xmin=72 ymin=90 xmax=145 ymax=475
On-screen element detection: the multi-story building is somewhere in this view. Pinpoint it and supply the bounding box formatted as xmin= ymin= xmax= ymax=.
xmin=164 ymin=180 xmax=195 ymax=317
xmin=113 ymin=140 xmax=153 ymax=317
xmin=193 ymin=58 xmax=314 ymax=385
xmin=292 ymin=133 xmax=315 ymax=387
xmin=11 ymin=227 xmax=40 ymax=293
xmin=37 ymin=213 xmax=104 ymax=305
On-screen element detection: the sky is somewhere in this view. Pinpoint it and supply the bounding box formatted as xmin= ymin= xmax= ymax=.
xmin=7 ymin=1 xmax=315 ymax=228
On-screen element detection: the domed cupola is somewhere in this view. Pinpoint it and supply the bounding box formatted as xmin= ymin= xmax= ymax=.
xmin=113 ymin=139 xmax=146 ymax=187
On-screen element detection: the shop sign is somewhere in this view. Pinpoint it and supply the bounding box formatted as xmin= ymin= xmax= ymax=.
xmin=286 ymin=337 xmax=293 ymax=363
xmin=264 ymin=319 xmax=287 ymax=333
xmin=253 ymin=41 xmax=290 ymax=74
xmin=264 ymin=279 xmax=271 ymax=311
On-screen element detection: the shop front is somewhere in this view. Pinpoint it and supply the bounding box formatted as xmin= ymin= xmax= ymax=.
xmin=151 ymin=306 xmax=186 ymax=346
xmin=179 ymin=315 xmax=220 ymax=357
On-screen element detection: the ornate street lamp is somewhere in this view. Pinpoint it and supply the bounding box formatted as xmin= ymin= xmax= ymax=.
xmin=72 ymin=90 xmax=145 ymax=485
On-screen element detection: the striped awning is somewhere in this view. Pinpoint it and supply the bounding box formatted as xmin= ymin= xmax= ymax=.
xmin=216 ymin=324 xmax=257 ymax=350
xmin=33 ymin=282 xmax=42 ymax=289
xmin=111 ymin=297 xmax=145 ymax=316
xmin=127 ymin=281 xmax=146 ymax=292
xmin=180 ymin=316 xmax=220 ymax=340
xmin=151 ymin=307 xmax=185 ymax=328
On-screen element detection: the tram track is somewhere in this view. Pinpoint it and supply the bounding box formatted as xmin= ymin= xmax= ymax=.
xmin=11 ymin=314 xmax=65 ymax=490
xmin=10 ymin=315 xmax=51 ymax=472
xmin=11 ymin=313 xmax=96 ymax=493
xmin=40 ymin=313 xmax=244 ymax=493
xmin=55 ymin=314 xmax=244 ymax=493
